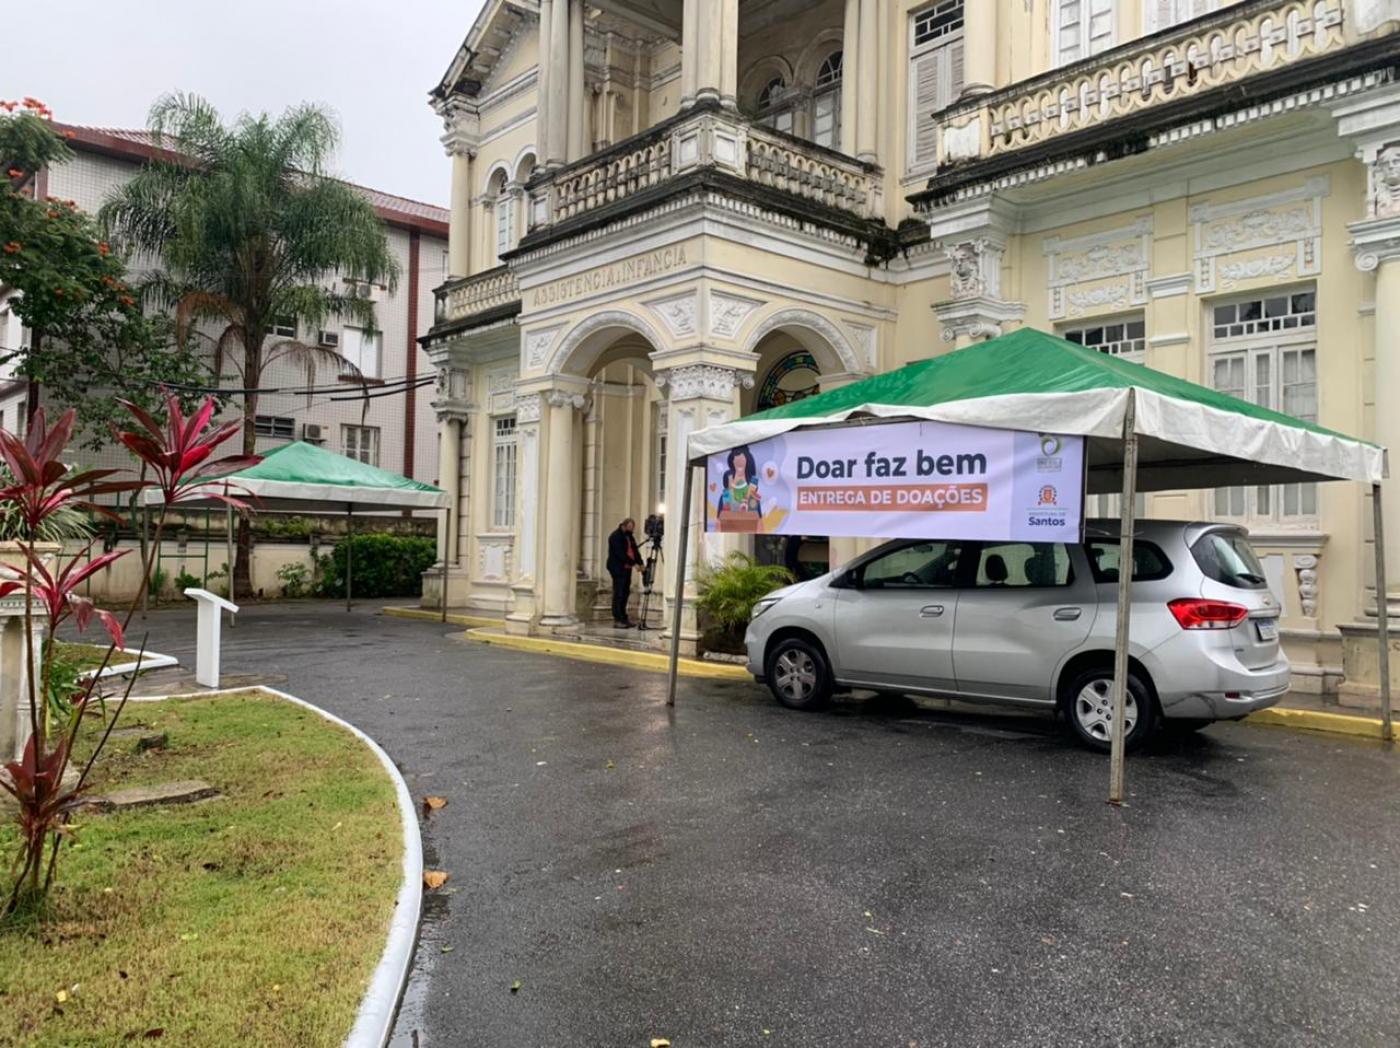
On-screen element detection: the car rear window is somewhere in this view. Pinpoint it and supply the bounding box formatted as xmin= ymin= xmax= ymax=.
xmin=1190 ymin=531 xmax=1269 ymax=590
xmin=1084 ymin=540 xmax=1173 ymax=583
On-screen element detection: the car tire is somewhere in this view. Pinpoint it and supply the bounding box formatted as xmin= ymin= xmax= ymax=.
xmin=765 ymin=637 xmax=833 ymax=711
xmin=1062 ymin=666 xmax=1157 ymax=752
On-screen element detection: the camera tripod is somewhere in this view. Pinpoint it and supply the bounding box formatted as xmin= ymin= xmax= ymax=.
xmin=635 ymin=534 xmax=664 ymax=632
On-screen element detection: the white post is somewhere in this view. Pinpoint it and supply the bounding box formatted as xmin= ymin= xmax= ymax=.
xmin=665 ymin=461 xmax=697 ymax=708
xmin=1374 ymin=482 xmax=1393 ymax=741
xmin=1109 ymin=390 xmax=1139 ymax=805
xmin=185 ymin=588 xmax=239 ymax=689
xmin=345 ymin=505 xmax=354 ymax=613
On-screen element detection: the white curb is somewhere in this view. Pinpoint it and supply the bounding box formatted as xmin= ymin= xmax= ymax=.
xmin=124 ymin=685 xmax=423 ymax=1048
xmin=86 ymin=649 xmax=180 ymax=679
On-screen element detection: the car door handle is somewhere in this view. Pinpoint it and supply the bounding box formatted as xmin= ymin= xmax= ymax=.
xmin=919 ymin=604 xmax=945 ymax=618
xmin=1053 ymin=607 xmax=1082 ymax=621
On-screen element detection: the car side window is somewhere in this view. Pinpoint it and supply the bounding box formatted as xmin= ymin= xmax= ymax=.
xmin=1084 ymin=540 xmax=1173 ymax=583
xmin=860 ymin=541 xmax=963 ymax=589
xmin=971 ymin=542 xmax=1073 ymax=588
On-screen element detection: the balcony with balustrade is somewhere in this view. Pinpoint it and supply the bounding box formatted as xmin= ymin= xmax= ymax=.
xmin=431 ymin=265 xmax=521 ymax=335
xmin=515 ymin=101 xmax=892 ymax=261
xmin=916 ymin=0 xmax=1395 ymax=204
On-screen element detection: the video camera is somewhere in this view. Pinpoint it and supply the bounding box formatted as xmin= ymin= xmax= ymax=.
xmin=644 ymin=513 xmax=664 ymax=543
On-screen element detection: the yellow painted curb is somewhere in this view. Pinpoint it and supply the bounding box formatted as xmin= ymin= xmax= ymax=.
xmin=1246 ymin=706 xmax=1391 ymax=740
xmin=382 ymin=606 xmax=504 ymax=629
xmin=463 ymin=627 xmax=751 ymax=680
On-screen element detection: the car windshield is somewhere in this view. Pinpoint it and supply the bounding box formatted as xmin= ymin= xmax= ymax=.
xmin=1191 ymin=531 xmax=1268 ymax=590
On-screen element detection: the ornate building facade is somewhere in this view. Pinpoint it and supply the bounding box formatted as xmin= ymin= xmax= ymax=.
xmin=423 ymin=0 xmax=1400 ymax=688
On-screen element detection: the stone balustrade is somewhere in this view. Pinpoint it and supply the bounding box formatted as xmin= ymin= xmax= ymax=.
xmin=526 ymin=106 xmax=883 ymax=232
xmin=435 ymin=265 xmax=520 ymax=325
xmin=936 ymin=0 xmax=1347 ymax=167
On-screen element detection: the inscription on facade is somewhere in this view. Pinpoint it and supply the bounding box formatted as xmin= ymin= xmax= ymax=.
xmin=531 ymin=246 xmax=690 ymax=308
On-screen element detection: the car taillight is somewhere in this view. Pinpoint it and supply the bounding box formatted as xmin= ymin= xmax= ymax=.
xmin=1168 ymin=598 xmax=1249 ymax=630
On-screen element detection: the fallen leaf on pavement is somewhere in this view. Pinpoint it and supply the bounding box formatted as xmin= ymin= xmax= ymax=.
xmin=423 ymin=795 xmax=448 ymax=814
xmin=651 ymin=1040 xmax=671 ymax=1047
xmin=423 ymin=870 xmax=449 ymax=889
xmin=510 ymin=980 xmax=522 ymax=993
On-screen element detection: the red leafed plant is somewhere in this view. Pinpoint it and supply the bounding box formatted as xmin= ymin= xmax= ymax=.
xmin=1 ymin=393 xmax=256 ymax=915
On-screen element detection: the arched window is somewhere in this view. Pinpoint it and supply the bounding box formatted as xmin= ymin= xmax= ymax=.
xmin=812 ymin=50 xmax=843 ymax=149
xmin=756 ymin=76 xmax=794 ymax=135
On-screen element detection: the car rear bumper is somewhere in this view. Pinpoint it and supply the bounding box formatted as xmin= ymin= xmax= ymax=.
xmin=1157 ymin=662 xmax=1292 ymax=720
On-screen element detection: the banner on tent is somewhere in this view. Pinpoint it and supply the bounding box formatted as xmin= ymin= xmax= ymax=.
xmin=704 ymin=420 xmax=1085 ymax=542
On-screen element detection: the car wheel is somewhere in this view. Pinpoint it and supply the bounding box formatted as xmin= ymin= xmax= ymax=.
xmin=765 ymin=637 xmax=833 ymax=711
xmin=1063 ymin=667 xmax=1157 ymax=752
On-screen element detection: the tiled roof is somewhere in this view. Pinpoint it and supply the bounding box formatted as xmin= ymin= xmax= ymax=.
xmin=54 ymin=124 xmax=449 ymax=235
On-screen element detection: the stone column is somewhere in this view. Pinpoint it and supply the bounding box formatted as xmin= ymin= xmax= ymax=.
xmin=655 ymin=363 xmax=748 ymax=655
xmin=540 ymin=387 xmax=586 ymax=631
xmin=567 ymin=0 xmax=586 ymax=161
xmin=855 ymin=0 xmax=878 ymax=164
xmin=506 ymin=391 xmax=544 ymax=634
xmin=680 ymin=0 xmax=699 ymax=107
xmin=719 ymin=0 xmax=739 ymax=109
xmin=960 ymin=0 xmax=997 ymax=98
xmin=840 ymin=0 xmax=860 ymax=156
xmin=694 ymin=0 xmax=724 ymax=105
xmin=1351 ymin=160 xmax=1400 ymax=612
xmin=547 ymin=0 xmax=570 ymax=167
xmin=538 ymin=0 xmax=554 ymax=163
xmin=430 ymin=361 xmax=473 ymax=568
xmin=437 ymin=101 xmax=480 ymax=279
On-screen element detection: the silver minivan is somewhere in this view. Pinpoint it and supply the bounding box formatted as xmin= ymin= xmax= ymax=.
xmin=744 ymin=520 xmax=1291 ymax=750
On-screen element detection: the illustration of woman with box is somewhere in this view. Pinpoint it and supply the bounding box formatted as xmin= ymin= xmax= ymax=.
xmin=716 ymin=445 xmax=763 ymax=530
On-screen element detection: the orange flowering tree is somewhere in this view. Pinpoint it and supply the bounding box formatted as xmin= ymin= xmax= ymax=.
xmin=0 ymin=99 xmax=208 ymax=448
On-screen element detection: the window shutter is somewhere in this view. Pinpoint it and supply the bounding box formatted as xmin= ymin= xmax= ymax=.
xmin=909 ymin=48 xmax=943 ymax=168
xmin=1087 ymin=0 xmax=1114 ymax=54
xmin=947 ymin=36 xmax=965 ymax=103
xmin=1056 ymin=0 xmax=1083 ymax=64
xmin=1145 ymin=0 xmax=1179 ymax=34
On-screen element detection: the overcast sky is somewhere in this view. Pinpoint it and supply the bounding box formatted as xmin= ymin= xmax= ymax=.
xmin=3 ymin=0 xmax=487 ymax=206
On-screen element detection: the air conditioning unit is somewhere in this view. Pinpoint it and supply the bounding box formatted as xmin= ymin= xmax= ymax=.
xmin=318 ymin=330 xmax=339 ymax=348
xmin=301 ymin=423 xmax=325 ymax=444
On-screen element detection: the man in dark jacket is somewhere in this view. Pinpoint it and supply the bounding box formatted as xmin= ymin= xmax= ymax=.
xmin=606 ymin=518 xmax=642 ymax=627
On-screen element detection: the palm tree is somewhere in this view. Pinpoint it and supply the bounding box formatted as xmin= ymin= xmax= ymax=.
xmin=101 ymin=93 xmax=400 ymax=597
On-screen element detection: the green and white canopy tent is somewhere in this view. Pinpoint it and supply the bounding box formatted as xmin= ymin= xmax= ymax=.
xmin=143 ymin=440 xmax=449 ymax=612
xmin=666 ymin=328 xmax=1391 ymax=799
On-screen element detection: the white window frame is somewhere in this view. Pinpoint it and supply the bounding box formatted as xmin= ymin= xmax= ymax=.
xmin=492 ymin=415 xmax=518 ymax=530
xmin=255 ymin=415 xmax=296 ymax=440
xmin=654 ymin=405 xmax=668 ymax=508
xmin=812 ymin=51 xmax=843 ymax=151
xmin=1208 ymin=288 xmax=1319 ymax=529
xmin=1061 ymin=314 xmax=1147 ymax=362
xmin=342 ymin=424 xmax=381 ymax=467
xmin=1053 ymin=0 xmax=1115 ymax=67
xmin=907 ymin=0 xmax=965 ymax=175
xmin=495 ymin=187 xmax=516 ymax=261
xmin=341 ymin=326 xmax=382 ymax=379
xmin=270 ymin=316 xmax=297 ymax=339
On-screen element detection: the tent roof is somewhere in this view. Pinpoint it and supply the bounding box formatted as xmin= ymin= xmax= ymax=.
xmin=691 ymin=328 xmax=1386 ymax=494
xmin=144 ymin=440 xmax=449 ymax=512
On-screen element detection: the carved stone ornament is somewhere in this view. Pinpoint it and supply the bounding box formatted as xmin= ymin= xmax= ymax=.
xmin=525 ymin=326 xmax=563 ymax=370
xmin=546 ymin=389 xmax=588 ymax=411
xmin=708 ymin=293 xmax=763 ymax=339
xmin=1372 ymin=143 xmax=1400 ymax=219
xmin=514 ymin=392 xmax=543 ymax=424
xmin=944 ymin=238 xmax=1002 ymax=301
xmin=656 ymin=364 xmax=751 ymax=401
xmin=645 ymin=293 xmax=699 ymax=339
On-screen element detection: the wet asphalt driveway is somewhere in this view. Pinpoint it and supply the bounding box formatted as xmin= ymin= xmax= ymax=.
xmin=133 ymin=602 xmax=1400 ymax=1047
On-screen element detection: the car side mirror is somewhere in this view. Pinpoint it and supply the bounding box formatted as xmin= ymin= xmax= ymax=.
xmin=832 ymin=567 xmax=860 ymax=590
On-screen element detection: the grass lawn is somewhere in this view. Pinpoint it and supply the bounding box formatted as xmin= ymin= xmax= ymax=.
xmin=51 ymin=640 xmax=141 ymax=674
xmin=0 ymin=690 xmax=403 ymax=1046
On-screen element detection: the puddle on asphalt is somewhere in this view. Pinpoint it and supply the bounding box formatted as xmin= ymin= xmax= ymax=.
xmin=388 ymin=834 xmax=450 ymax=1047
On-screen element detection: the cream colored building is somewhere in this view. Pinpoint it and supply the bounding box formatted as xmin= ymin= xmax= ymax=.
xmin=423 ymin=0 xmax=1400 ymax=690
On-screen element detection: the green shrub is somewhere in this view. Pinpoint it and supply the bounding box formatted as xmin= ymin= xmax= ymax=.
xmin=276 ymin=561 xmax=312 ymax=598
xmin=316 ymin=534 xmax=436 ymax=599
xmin=173 ymin=569 xmax=201 ymax=592
xmin=149 ymin=567 xmax=168 ymax=600
xmin=696 ymin=553 xmax=794 ymax=635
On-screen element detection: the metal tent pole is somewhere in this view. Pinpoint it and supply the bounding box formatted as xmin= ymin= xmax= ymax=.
xmin=1109 ymin=389 xmax=1139 ymax=805
xmin=665 ymin=461 xmax=697 ymax=708
xmin=1374 ymin=482 xmax=1393 ymax=742
xmin=225 ymin=502 xmax=235 ymax=628
xmin=346 ymin=505 xmax=354 ymax=613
